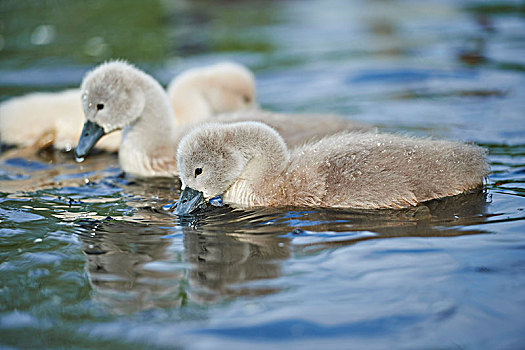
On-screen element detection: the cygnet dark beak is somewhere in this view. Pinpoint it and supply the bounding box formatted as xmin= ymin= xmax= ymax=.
xmin=75 ymin=120 xmax=105 ymax=161
xmin=175 ymin=186 xmax=206 ymax=216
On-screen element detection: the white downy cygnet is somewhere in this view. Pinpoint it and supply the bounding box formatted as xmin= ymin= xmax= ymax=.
xmin=175 ymin=121 xmax=489 ymax=213
xmin=0 ymin=62 xmax=257 ymax=152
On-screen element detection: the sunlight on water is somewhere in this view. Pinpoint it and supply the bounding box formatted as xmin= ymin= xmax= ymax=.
xmin=0 ymin=0 xmax=524 ymax=349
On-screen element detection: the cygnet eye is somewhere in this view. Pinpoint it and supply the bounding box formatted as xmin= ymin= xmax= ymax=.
xmin=243 ymin=95 xmax=251 ymax=104
xmin=194 ymin=167 xmax=203 ymax=178
xmin=96 ymin=103 xmax=104 ymax=110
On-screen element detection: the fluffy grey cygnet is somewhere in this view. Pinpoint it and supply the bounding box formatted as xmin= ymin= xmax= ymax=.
xmin=77 ymin=60 xmax=180 ymax=176
xmin=176 ymin=121 xmax=489 ymax=213
xmin=77 ymin=60 xmax=371 ymax=177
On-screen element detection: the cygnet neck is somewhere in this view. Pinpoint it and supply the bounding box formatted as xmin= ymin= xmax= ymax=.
xmin=232 ymin=122 xmax=289 ymax=183
xmin=119 ymin=69 xmax=179 ymax=176
xmin=217 ymin=123 xmax=289 ymax=207
xmin=126 ymin=69 xmax=177 ymax=141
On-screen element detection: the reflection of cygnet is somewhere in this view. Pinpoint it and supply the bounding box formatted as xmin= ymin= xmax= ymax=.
xmin=80 ymin=223 xmax=181 ymax=314
xmin=176 ymin=122 xmax=489 ymax=211
xmin=183 ymin=231 xmax=290 ymax=303
xmin=0 ymin=62 xmax=257 ymax=152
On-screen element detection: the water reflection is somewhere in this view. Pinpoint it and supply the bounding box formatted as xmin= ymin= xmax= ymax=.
xmin=74 ymin=188 xmax=491 ymax=314
xmin=176 ymin=189 xmax=490 ymax=237
xmin=172 ymin=189 xmax=493 ymax=261
xmin=0 ymin=146 xmax=119 ymax=193
xmin=76 ymin=216 xmax=290 ymax=313
xmin=290 ymin=190 xmax=491 ymax=254
xmin=77 ymin=219 xmax=179 ymax=314
xmin=183 ymin=228 xmax=290 ymax=303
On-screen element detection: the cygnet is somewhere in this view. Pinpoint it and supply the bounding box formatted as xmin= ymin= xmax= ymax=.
xmin=175 ymin=121 xmax=489 ymax=213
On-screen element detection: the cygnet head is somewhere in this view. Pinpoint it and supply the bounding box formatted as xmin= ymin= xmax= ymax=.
xmin=177 ymin=123 xmax=246 ymax=199
xmin=167 ymin=62 xmax=257 ymax=124
xmin=75 ymin=60 xmax=146 ymax=159
xmin=175 ymin=121 xmax=286 ymax=215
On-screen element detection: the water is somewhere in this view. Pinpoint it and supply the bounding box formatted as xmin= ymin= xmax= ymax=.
xmin=1 ymin=0 xmax=525 ymax=349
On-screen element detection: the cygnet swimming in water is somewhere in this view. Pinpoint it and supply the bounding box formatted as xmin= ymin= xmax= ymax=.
xmin=0 ymin=62 xmax=257 ymax=152
xmin=175 ymin=122 xmax=489 ymax=214
xmin=77 ymin=60 xmax=181 ymax=177
xmin=76 ymin=61 xmax=371 ymax=177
